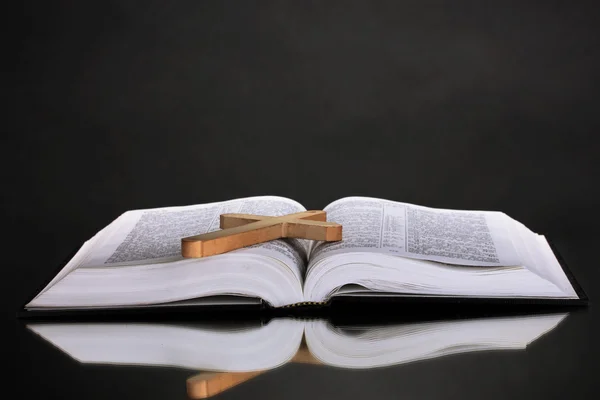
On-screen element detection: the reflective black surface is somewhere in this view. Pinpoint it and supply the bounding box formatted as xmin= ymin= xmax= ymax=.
xmin=15 ymin=236 xmax=597 ymax=399
xmin=12 ymin=1 xmax=599 ymax=399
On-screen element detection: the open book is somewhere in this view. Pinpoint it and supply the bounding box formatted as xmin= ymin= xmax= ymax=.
xmin=24 ymin=196 xmax=585 ymax=312
xmin=27 ymin=313 xmax=569 ymax=372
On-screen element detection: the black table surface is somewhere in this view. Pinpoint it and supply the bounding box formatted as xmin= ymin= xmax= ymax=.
xmin=10 ymin=2 xmax=599 ymax=399
xmin=15 ymin=235 xmax=598 ymax=400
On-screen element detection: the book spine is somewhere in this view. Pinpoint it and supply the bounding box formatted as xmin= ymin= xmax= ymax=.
xmin=277 ymin=301 xmax=328 ymax=309
xmin=270 ymin=301 xmax=330 ymax=319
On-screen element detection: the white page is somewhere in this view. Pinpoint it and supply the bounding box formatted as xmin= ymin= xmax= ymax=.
xmin=27 ymin=318 xmax=305 ymax=372
xmin=28 ymin=313 xmax=568 ymax=372
xmin=33 ymin=196 xmax=309 ymax=300
xmin=83 ymin=196 xmax=308 ymax=268
xmin=305 ymin=313 xmax=569 ymax=369
xmin=310 ymin=197 xmax=522 ymax=268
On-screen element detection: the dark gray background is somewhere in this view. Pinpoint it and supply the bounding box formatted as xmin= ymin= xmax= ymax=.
xmin=10 ymin=1 xmax=599 ymax=398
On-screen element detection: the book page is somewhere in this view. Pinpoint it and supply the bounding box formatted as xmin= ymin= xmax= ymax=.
xmin=82 ymin=196 xmax=308 ymax=268
xmin=310 ymin=197 xmax=522 ymax=268
xmin=37 ymin=196 xmax=309 ymax=295
xmin=27 ymin=318 xmax=305 ymax=372
xmin=305 ymin=313 xmax=568 ymax=369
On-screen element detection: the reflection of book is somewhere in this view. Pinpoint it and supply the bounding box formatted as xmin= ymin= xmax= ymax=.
xmin=24 ymin=196 xmax=585 ymax=316
xmin=28 ymin=313 xmax=568 ymax=397
xmin=186 ymin=342 xmax=319 ymax=399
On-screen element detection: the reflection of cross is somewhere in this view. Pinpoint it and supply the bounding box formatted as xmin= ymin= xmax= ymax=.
xmin=186 ymin=342 xmax=320 ymax=398
xmin=181 ymin=211 xmax=342 ymax=258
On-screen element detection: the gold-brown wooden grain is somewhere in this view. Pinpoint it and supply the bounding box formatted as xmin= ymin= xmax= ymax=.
xmin=186 ymin=342 xmax=320 ymax=398
xmin=186 ymin=371 xmax=265 ymax=399
xmin=182 ymin=210 xmax=342 ymax=258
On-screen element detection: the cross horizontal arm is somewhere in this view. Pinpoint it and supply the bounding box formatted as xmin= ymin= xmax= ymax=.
xmin=182 ymin=218 xmax=284 ymax=258
xmin=284 ymin=219 xmax=342 ymax=241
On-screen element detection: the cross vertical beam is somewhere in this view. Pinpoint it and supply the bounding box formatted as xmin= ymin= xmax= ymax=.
xmin=181 ymin=210 xmax=342 ymax=258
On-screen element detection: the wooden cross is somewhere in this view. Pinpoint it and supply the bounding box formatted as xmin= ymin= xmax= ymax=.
xmin=187 ymin=343 xmax=320 ymax=398
xmin=181 ymin=210 xmax=342 ymax=258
